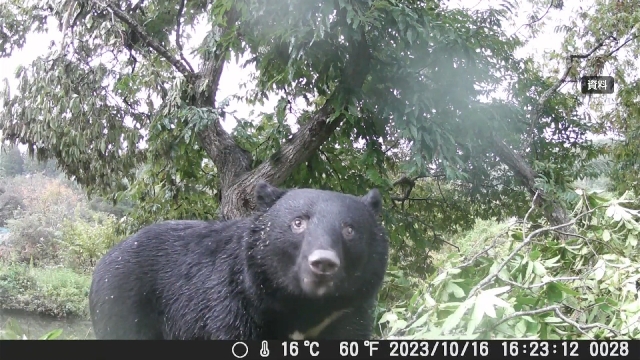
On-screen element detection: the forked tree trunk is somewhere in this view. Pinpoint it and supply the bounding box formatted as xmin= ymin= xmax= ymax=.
xmin=191 ymin=24 xmax=372 ymax=219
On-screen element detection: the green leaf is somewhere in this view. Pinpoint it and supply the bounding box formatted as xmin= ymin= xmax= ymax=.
xmin=532 ymin=261 xmax=546 ymax=276
xmin=39 ymin=328 xmax=63 ymax=340
xmin=515 ymin=319 xmax=527 ymax=337
xmin=545 ymin=283 xmax=564 ymax=303
xmin=441 ymin=299 xmax=473 ymax=334
xmin=446 ymin=281 xmax=466 ymax=298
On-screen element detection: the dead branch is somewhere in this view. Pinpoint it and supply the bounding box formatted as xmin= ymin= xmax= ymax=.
xmin=522 ymin=190 xmax=541 ymax=240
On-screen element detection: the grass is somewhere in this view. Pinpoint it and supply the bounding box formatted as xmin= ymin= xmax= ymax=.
xmin=0 ymin=263 xmax=91 ymax=319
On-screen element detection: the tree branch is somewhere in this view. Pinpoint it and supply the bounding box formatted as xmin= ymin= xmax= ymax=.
xmin=487 ymin=304 xmax=619 ymax=338
xmin=525 ymin=35 xmax=615 ymax=150
xmin=467 ymin=204 xmax=603 ymax=299
xmin=522 ymin=190 xmax=541 ymax=240
xmin=455 ymin=224 xmax=517 ymax=269
xmin=606 ymin=24 xmax=640 ymax=57
xmin=510 ymin=0 xmax=554 ymax=37
xmin=89 ymin=0 xmax=195 ymax=79
xmin=175 ymin=0 xmax=195 ymax=73
xmin=97 ymin=0 xmax=250 ymax=210
xmin=221 ymin=29 xmax=373 ymax=218
xmin=491 ymin=132 xmax=575 ymax=234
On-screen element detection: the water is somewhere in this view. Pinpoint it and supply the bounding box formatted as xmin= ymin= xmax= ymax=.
xmin=0 ymin=227 xmax=9 ymax=244
xmin=0 ymin=309 xmax=94 ymax=339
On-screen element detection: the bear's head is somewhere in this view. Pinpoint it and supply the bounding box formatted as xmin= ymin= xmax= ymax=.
xmin=247 ymin=181 xmax=389 ymax=300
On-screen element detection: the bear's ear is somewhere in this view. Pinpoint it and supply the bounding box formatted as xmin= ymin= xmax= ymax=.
xmin=254 ymin=181 xmax=287 ymax=210
xmin=361 ymin=189 xmax=382 ymax=216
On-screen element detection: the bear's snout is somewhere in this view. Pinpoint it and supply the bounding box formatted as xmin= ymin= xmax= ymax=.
xmin=308 ymin=249 xmax=340 ymax=275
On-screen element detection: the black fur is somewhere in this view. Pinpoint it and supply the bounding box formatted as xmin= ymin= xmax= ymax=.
xmin=89 ymin=181 xmax=389 ymax=340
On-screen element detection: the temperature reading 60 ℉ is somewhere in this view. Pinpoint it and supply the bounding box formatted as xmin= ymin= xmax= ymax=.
xmin=340 ymin=341 xmax=381 ymax=357
xmin=282 ymin=340 xmax=320 ymax=357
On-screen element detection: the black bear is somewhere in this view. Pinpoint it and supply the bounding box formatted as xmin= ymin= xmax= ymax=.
xmin=89 ymin=181 xmax=389 ymax=340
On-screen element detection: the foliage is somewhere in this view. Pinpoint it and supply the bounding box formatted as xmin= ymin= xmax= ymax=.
xmin=3 ymin=175 xmax=83 ymax=266
xmin=59 ymin=212 xmax=121 ymax=271
xmin=115 ymin=160 xmax=220 ymax=235
xmin=1 ymin=174 xmax=122 ymax=270
xmin=545 ymin=0 xmax=640 ymax=196
xmin=0 ymin=0 xmax=606 ymax=253
xmin=0 ymin=264 xmax=90 ymax=319
xmin=375 ymin=190 xmax=640 ymax=340
xmin=0 ymin=192 xmax=24 ymax=227
xmin=87 ymin=196 xmax=133 ymax=219
xmin=22 ymin=157 xmax=62 ymax=178
xmin=0 ymin=318 xmax=63 ymax=340
xmin=0 ymin=174 xmax=114 ymax=320
xmin=0 ymin=144 xmax=24 ymax=177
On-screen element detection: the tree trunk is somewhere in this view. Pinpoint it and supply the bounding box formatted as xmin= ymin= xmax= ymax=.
xmin=191 ymin=24 xmax=372 ymax=219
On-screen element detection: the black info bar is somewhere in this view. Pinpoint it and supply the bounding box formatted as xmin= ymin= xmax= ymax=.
xmin=0 ymin=339 xmax=637 ymax=359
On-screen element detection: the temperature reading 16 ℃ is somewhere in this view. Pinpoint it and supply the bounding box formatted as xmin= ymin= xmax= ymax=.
xmin=283 ymin=340 xmax=320 ymax=357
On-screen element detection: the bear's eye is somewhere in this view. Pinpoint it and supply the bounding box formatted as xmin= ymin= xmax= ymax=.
xmin=342 ymin=226 xmax=355 ymax=239
xmin=291 ymin=217 xmax=307 ymax=233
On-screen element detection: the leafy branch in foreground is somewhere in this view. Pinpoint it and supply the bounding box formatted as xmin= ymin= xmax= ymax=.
xmin=0 ymin=318 xmax=63 ymax=340
xmin=376 ymin=189 xmax=640 ymax=340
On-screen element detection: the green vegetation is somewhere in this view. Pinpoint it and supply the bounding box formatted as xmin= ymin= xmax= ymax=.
xmin=0 ymin=173 xmax=121 ymax=334
xmin=0 ymin=318 xmax=64 ymax=340
xmin=377 ymin=188 xmax=640 ymax=339
xmin=0 ymin=0 xmax=639 ymax=340
xmin=0 ymin=265 xmax=91 ymax=319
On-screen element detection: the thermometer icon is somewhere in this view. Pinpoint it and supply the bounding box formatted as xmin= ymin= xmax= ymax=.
xmin=260 ymin=341 xmax=270 ymax=357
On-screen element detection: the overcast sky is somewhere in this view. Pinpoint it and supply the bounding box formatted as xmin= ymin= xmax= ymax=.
xmin=0 ymin=0 xmax=627 ymax=142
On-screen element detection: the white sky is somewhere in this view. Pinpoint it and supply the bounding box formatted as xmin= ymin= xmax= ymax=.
xmin=0 ymin=0 xmax=631 ymax=148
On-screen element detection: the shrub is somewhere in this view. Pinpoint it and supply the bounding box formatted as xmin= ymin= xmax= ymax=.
xmin=58 ymin=212 xmax=120 ymax=271
xmin=0 ymin=264 xmax=90 ymax=318
xmin=0 ymin=193 xmax=25 ymax=227
xmin=2 ymin=175 xmax=85 ymax=266
xmin=5 ymin=212 xmax=63 ymax=266
xmin=3 ymin=174 xmax=80 ymax=213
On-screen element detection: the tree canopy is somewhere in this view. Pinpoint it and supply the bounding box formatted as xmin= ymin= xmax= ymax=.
xmin=1 ymin=0 xmax=639 ymax=270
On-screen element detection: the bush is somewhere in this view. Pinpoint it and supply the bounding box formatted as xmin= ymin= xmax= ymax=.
xmin=3 ymin=174 xmax=81 ymax=214
xmin=0 ymin=264 xmax=90 ymax=318
xmin=88 ymin=196 xmax=133 ymax=219
xmin=2 ymin=175 xmax=86 ymax=266
xmin=5 ymin=212 xmax=63 ymax=266
xmin=59 ymin=212 xmax=120 ymax=271
xmin=0 ymin=145 xmax=25 ymax=178
xmin=0 ymin=193 xmax=25 ymax=227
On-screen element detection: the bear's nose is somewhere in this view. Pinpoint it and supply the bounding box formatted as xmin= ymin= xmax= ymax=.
xmin=308 ymin=250 xmax=341 ymax=275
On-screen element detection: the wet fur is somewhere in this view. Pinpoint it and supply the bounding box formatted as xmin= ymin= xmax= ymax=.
xmin=89 ymin=183 xmax=389 ymax=340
